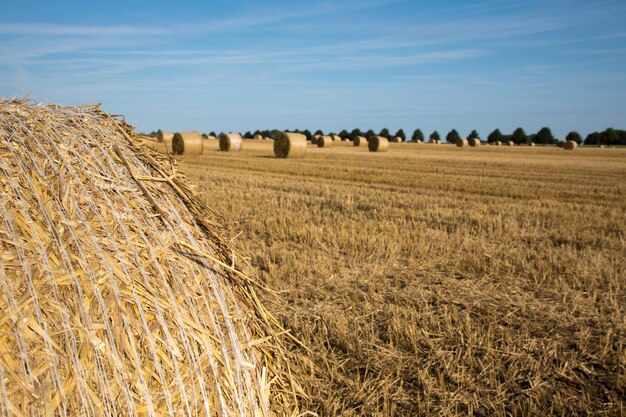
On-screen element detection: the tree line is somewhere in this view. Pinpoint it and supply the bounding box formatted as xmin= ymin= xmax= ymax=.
xmin=146 ymin=127 xmax=626 ymax=146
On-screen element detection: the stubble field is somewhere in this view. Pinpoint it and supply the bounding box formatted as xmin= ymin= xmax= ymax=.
xmin=178 ymin=140 xmax=625 ymax=416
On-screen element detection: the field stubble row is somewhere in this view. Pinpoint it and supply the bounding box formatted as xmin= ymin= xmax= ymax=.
xmin=181 ymin=142 xmax=625 ymax=416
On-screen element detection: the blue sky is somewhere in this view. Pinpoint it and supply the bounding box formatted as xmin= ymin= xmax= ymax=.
xmin=1 ymin=0 xmax=625 ymax=138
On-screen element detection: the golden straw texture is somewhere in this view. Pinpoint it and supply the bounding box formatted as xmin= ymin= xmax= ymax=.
xmin=0 ymin=99 xmax=303 ymax=417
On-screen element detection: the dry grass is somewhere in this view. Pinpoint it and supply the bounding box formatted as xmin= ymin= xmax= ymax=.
xmin=182 ymin=141 xmax=626 ymax=416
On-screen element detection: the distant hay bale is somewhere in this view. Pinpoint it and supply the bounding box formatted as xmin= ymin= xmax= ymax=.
xmin=158 ymin=132 xmax=175 ymax=153
xmin=506 ymin=141 xmax=514 ymax=146
xmin=156 ymin=131 xmax=173 ymax=143
xmin=274 ymin=132 xmax=307 ymax=158
xmin=311 ymin=135 xmax=321 ymax=145
xmin=331 ymin=134 xmax=341 ymax=141
xmin=435 ymin=139 xmax=442 ymax=144
xmin=317 ymin=135 xmax=333 ymax=148
xmin=254 ymin=134 xmax=263 ymax=140
xmin=219 ymin=132 xmax=243 ymax=151
xmin=564 ymin=140 xmax=578 ymax=150
xmin=353 ymin=136 xmax=367 ymax=146
xmin=529 ymin=142 xmax=536 ymax=147
xmin=172 ymin=131 xmax=204 ymax=155
xmin=140 ymin=138 xmax=167 ymax=153
xmin=456 ymin=138 xmax=468 ymax=147
xmin=428 ymin=138 xmax=436 ymax=144
xmin=0 ymin=99 xmax=301 ymax=416
xmin=368 ymin=135 xmax=389 ymax=152
xmin=468 ymin=137 xmax=481 ymax=147
xmin=495 ymin=141 xmax=502 ymax=146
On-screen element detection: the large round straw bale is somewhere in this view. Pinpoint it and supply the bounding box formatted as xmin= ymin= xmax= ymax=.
xmin=172 ymin=131 xmax=204 ymax=155
xmin=331 ymin=134 xmax=341 ymax=141
xmin=311 ymin=135 xmax=321 ymax=145
xmin=368 ymin=135 xmax=389 ymax=152
xmin=564 ymin=140 xmax=578 ymax=150
xmin=0 ymin=99 xmax=300 ymax=416
xmin=274 ymin=132 xmax=307 ymax=158
xmin=353 ymin=136 xmax=367 ymax=146
xmin=468 ymin=137 xmax=481 ymax=147
xmin=317 ymin=135 xmax=333 ymax=148
xmin=495 ymin=141 xmax=502 ymax=146
xmin=456 ymin=138 xmax=468 ymax=147
xmin=219 ymin=132 xmax=243 ymax=151
xmin=253 ymin=134 xmax=263 ymax=140
xmin=207 ymin=134 xmax=217 ymax=140
xmin=506 ymin=140 xmax=514 ymax=146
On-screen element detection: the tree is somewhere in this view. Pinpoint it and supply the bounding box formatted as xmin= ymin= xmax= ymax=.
xmin=339 ymin=129 xmax=350 ymax=139
xmin=411 ymin=129 xmax=424 ymax=142
xmin=394 ymin=129 xmax=406 ymax=141
xmin=446 ymin=129 xmax=460 ymax=144
xmin=535 ymin=127 xmax=554 ymax=144
xmin=365 ymin=129 xmax=375 ymax=138
xmin=468 ymin=130 xmax=479 ymax=140
xmin=430 ymin=130 xmax=440 ymax=141
xmin=511 ymin=127 xmax=527 ymax=144
xmin=243 ymin=131 xmax=252 ymax=138
xmin=487 ymin=129 xmax=502 ymax=143
xmin=350 ymin=128 xmax=363 ymax=140
xmin=302 ymin=129 xmax=312 ymax=141
xmin=565 ymin=131 xmax=582 ymax=144
xmin=201 ymin=133 xmax=208 ymax=139
xmin=314 ymin=129 xmax=324 ymax=136
xmin=379 ymin=128 xmax=390 ymax=138
xmin=209 ymin=131 xmax=217 ymax=137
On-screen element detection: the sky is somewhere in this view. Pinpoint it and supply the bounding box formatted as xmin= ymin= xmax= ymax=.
xmin=1 ymin=0 xmax=625 ymax=138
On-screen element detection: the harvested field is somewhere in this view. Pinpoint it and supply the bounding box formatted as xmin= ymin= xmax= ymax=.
xmin=180 ymin=141 xmax=626 ymax=417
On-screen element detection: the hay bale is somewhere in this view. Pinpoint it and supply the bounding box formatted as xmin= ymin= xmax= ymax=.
xmin=158 ymin=132 xmax=175 ymax=153
xmin=529 ymin=142 xmax=536 ymax=147
xmin=156 ymin=131 xmax=173 ymax=143
xmin=456 ymin=138 xmax=468 ymax=147
xmin=172 ymin=131 xmax=204 ymax=155
xmin=368 ymin=135 xmax=389 ymax=152
xmin=468 ymin=138 xmax=481 ymax=147
xmin=311 ymin=135 xmax=321 ymax=145
xmin=331 ymin=134 xmax=341 ymax=141
xmin=274 ymin=132 xmax=307 ymax=158
xmin=140 ymin=137 xmax=167 ymax=153
xmin=495 ymin=141 xmax=502 ymax=146
xmin=317 ymin=135 xmax=333 ymax=148
xmin=353 ymin=136 xmax=367 ymax=146
xmin=506 ymin=141 xmax=514 ymax=146
xmin=207 ymin=135 xmax=217 ymax=140
xmin=219 ymin=132 xmax=243 ymax=152
xmin=564 ymin=140 xmax=578 ymax=150
xmin=253 ymin=134 xmax=263 ymax=140
xmin=0 ymin=99 xmax=300 ymax=416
